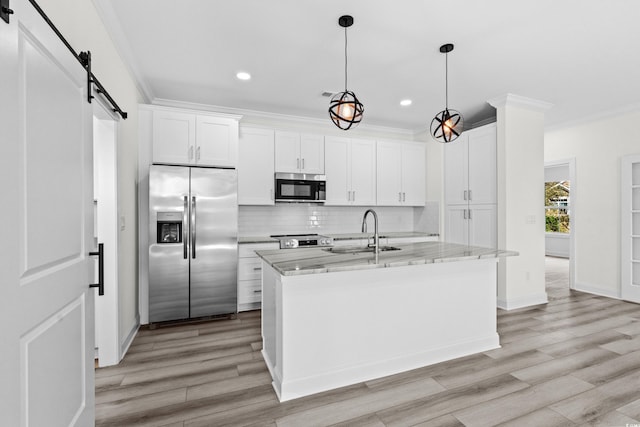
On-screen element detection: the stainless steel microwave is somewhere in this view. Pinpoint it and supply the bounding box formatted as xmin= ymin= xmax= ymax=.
xmin=274 ymin=173 xmax=326 ymax=203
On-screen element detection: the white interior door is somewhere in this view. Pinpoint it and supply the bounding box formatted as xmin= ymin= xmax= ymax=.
xmin=622 ymin=155 xmax=640 ymax=303
xmin=0 ymin=3 xmax=95 ymax=426
xmin=93 ymin=112 xmax=120 ymax=367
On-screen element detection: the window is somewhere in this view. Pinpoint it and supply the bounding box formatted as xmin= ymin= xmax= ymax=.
xmin=545 ymin=181 xmax=570 ymax=233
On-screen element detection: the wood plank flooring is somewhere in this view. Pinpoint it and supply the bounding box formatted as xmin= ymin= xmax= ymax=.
xmin=96 ymin=258 xmax=640 ymax=426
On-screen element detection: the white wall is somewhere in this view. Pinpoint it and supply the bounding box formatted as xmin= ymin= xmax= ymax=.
xmin=545 ymin=110 xmax=640 ymax=298
xmin=492 ymin=95 xmax=549 ymax=310
xmin=40 ymin=0 xmax=142 ymax=351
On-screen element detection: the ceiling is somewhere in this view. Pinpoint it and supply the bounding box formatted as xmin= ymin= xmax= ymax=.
xmin=95 ymin=0 xmax=640 ymax=131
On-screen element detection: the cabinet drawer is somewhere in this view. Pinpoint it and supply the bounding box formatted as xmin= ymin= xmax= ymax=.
xmin=238 ymin=259 xmax=263 ymax=281
xmin=238 ymin=280 xmax=262 ymax=304
xmin=238 ymin=242 xmax=278 ymax=258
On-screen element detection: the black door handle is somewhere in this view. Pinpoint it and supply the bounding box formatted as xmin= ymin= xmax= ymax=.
xmin=89 ymin=243 xmax=104 ymax=296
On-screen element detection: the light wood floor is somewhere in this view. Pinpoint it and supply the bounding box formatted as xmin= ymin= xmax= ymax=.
xmin=96 ymin=258 xmax=640 ymax=426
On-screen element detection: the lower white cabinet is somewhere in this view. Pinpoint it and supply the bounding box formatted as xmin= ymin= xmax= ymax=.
xmin=445 ymin=204 xmax=496 ymax=248
xmin=237 ymin=242 xmax=278 ymax=311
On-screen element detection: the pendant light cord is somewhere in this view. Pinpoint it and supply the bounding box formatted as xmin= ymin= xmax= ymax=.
xmin=344 ymin=25 xmax=348 ymax=92
xmin=445 ymin=50 xmax=449 ymax=110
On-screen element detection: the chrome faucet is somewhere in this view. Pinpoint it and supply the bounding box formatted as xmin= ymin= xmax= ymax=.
xmin=361 ymin=209 xmax=379 ymax=256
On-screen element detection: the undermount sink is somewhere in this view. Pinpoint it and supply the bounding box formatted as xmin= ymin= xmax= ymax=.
xmin=323 ymin=246 xmax=401 ymax=254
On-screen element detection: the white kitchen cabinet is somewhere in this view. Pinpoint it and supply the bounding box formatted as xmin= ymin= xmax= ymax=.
xmin=445 ymin=204 xmax=496 ymax=248
xmin=325 ymin=136 xmax=376 ymax=206
xmin=238 ymin=127 xmax=274 ymax=205
xmin=237 ymin=242 xmax=279 ymax=311
xmin=152 ymin=108 xmax=239 ymax=167
xmin=444 ymin=123 xmax=496 ymax=206
xmin=376 ymin=140 xmax=426 ymax=206
xmin=274 ymin=131 xmax=324 ymax=174
xmin=444 ymin=123 xmax=497 ymax=248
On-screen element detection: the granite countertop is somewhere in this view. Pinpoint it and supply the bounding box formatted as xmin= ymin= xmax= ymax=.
xmin=238 ymin=231 xmax=439 ymax=244
xmin=256 ymin=241 xmax=518 ymax=276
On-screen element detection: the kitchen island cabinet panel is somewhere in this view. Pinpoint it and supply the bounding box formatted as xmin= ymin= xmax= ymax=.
xmin=261 ymin=255 xmax=502 ymax=401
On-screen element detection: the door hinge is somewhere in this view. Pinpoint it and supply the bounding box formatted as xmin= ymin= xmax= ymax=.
xmin=1 ymin=0 xmax=14 ymax=24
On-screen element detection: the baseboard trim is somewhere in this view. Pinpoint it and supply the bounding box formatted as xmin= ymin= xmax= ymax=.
xmin=574 ymin=282 xmax=620 ymax=299
xmin=497 ymin=293 xmax=548 ymax=310
xmin=271 ymin=334 xmax=500 ymax=402
xmin=120 ymin=314 xmax=140 ymax=361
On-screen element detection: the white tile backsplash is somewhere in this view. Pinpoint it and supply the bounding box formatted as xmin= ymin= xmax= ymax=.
xmin=239 ymin=204 xmax=421 ymax=236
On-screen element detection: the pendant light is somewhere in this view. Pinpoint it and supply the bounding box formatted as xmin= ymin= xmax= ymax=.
xmin=431 ymin=43 xmax=464 ymax=143
xmin=329 ymin=15 xmax=364 ymax=130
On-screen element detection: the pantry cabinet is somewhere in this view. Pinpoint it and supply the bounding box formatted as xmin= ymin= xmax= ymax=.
xmin=152 ymin=109 xmax=239 ymax=167
xmin=238 ymin=127 xmax=274 ymax=205
xmin=376 ymin=141 xmax=425 ymax=206
xmin=444 ymin=123 xmax=497 ymax=248
xmin=324 ymin=136 xmax=376 ymax=206
xmin=274 ymin=131 xmax=324 ymax=174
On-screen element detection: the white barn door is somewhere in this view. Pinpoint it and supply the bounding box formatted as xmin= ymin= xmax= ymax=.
xmin=0 ymin=2 xmax=95 ymax=426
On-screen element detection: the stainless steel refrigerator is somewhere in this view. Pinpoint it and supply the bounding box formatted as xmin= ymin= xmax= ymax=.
xmin=149 ymin=165 xmax=237 ymax=322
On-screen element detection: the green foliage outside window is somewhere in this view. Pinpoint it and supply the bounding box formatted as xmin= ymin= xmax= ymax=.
xmin=545 ymin=181 xmax=570 ymax=233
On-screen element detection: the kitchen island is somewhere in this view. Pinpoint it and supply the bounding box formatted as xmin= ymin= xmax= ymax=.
xmin=256 ymin=241 xmax=517 ymax=401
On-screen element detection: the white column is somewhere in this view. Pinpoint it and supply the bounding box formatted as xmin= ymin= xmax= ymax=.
xmin=488 ymin=94 xmax=553 ymax=310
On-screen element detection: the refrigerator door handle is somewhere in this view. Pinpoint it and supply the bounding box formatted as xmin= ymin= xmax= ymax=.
xmin=183 ymin=196 xmax=189 ymax=259
xmin=191 ymin=196 xmax=197 ymax=259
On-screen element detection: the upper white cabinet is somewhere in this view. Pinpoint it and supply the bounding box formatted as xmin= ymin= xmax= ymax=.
xmin=376 ymin=141 xmax=426 ymax=206
xmin=325 ymin=136 xmax=376 ymax=206
xmin=274 ymin=131 xmax=324 ymax=174
xmin=238 ymin=127 xmax=274 ymax=205
xmin=152 ymin=109 xmax=238 ymax=167
xmin=444 ymin=123 xmax=497 ymax=248
xmin=444 ymin=124 xmax=496 ymax=206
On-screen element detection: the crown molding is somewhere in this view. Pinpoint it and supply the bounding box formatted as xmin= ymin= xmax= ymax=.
xmin=545 ymin=102 xmax=640 ymax=132
xmin=91 ymin=0 xmax=154 ymax=103
xmin=152 ymin=98 xmax=417 ymax=137
xmin=487 ymin=93 xmax=554 ymax=112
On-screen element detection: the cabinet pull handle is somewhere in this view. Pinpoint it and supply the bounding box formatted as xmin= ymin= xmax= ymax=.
xmin=468 ymin=209 xmax=472 ymax=219
xmin=468 ymin=190 xmax=472 ymax=201
xmin=253 ymin=267 xmax=262 ymax=271
xmin=402 ymin=192 xmax=406 ymax=202
xmin=196 ymin=146 xmax=201 ymax=161
xmin=463 ymin=209 xmax=467 ymax=220
xmin=347 ymin=191 xmax=351 ymax=201
xmin=302 ymin=158 xmax=305 ymax=170
xmin=399 ymin=192 xmax=402 ymax=202
xmin=352 ymin=190 xmax=355 ymax=201
xmin=189 ymin=146 xmax=194 ymax=161
xmin=464 ymin=190 xmax=467 ymax=200
xmin=297 ymin=158 xmax=300 ymax=169
xmin=253 ymin=290 xmax=262 ymax=293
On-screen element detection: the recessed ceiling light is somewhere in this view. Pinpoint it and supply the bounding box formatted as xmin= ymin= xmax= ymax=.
xmin=236 ymin=71 xmax=251 ymax=81
xmin=400 ymin=99 xmax=412 ymax=106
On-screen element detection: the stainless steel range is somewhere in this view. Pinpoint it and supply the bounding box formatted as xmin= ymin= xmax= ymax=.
xmin=271 ymin=233 xmax=334 ymax=249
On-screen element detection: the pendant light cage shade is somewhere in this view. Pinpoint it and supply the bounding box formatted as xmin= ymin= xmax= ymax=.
xmin=430 ymin=108 xmax=464 ymax=143
xmin=431 ymin=43 xmax=463 ymax=143
xmin=329 ymin=90 xmax=364 ymax=130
